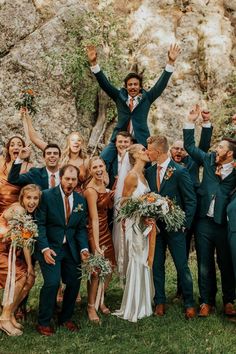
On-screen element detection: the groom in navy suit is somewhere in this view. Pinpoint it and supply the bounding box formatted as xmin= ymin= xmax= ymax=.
xmin=87 ymin=44 xmax=181 ymax=165
xmin=146 ymin=135 xmax=197 ymax=319
xmin=35 ymin=164 xmax=89 ymax=336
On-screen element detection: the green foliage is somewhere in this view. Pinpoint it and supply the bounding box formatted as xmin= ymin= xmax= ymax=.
xmin=208 ymin=74 xmax=236 ymax=143
xmin=1 ymin=256 xmax=236 ymax=354
xmin=61 ymin=7 xmax=129 ymax=122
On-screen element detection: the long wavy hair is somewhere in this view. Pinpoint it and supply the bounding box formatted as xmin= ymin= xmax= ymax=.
xmin=83 ymin=156 xmax=106 ymax=189
xmin=2 ymin=136 xmax=26 ymax=175
xmin=60 ymin=132 xmax=87 ymax=166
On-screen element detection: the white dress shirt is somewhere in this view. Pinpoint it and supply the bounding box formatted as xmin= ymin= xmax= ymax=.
xmin=157 ymin=157 xmax=171 ymax=184
xmin=46 ymin=168 xmax=60 ymax=188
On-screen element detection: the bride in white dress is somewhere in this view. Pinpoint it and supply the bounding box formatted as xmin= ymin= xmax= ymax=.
xmin=113 ymin=144 xmax=154 ymax=322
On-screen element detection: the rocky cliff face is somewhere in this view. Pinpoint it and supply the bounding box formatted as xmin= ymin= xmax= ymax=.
xmin=0 ymin=0 xmax=235 ymax=152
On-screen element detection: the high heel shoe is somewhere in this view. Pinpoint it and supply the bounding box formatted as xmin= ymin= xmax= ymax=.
xmin=11 ymin=315 xmax=24 ymax=330
xmin=0 ymin=320 xmax=23 ymax=336
xmin=99 ymin=303 xmax=111 ymax=315
xmin=87 ymin=304 xmax=100 ymax=324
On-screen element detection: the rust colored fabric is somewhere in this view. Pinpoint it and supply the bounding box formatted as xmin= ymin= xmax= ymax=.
xmin=87 ymin=189 xmax=116 ymax=266
xmin=0 ymin=177 xmax=21 ymax=215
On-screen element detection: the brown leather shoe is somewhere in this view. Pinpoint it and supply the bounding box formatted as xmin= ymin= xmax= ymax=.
xmin=60 ymin=320 xmax=80 ymax=332
xmin=198 ymin=303 xmax=212 ymax=317
xmin=154 ymin=304 xmax=165 ymax=316
xmin=224 ymin=303 xmax=236 ymax=316
xmin=36 ymin=324 xmax=54 ymax=336
xmin=185 ymin=307 xmax=196 ymax=319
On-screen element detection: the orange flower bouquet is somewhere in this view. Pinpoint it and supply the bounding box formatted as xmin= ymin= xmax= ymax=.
xmin=15 ymin=89 xmax=38 ymax=116
xmin=4 ymin=211 xmax=38 ymax=253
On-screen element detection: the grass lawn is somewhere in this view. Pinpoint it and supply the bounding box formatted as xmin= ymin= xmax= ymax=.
xmin=0 ymin=252 xmax=236 ymax=354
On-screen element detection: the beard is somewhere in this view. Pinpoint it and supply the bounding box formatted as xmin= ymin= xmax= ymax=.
xmin=216 ymin=152 xmax=229 ymax=165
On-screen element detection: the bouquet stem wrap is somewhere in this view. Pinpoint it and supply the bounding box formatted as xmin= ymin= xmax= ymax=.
xmin=2 ymin=243 xmax=16 ymax=305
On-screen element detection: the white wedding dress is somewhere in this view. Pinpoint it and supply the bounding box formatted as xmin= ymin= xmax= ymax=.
xmin=113 ymin=178 xmax=154 ymax=322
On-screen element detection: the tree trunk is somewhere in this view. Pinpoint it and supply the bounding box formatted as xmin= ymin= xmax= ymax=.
xmin=88 ymin=89 xmax=109 ymax=154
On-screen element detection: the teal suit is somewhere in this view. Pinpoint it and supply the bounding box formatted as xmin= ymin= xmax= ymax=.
xmin=97 ymin=69 xmax=173 ymax=164
xmin=227 ymin=191 xmax=236 ymax=279
xmin=36 ymin=186 xmax=88 ymax=326
xmin=8 ymin=163 xmax=49 ymax=190
xmin=145 ymin=160 xmax=196 ymax=308
xmin=184 ymin=128 xmax=236 ymax=305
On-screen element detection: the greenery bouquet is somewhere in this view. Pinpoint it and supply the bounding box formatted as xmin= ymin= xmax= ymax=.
xmin=15 ymin=89 xmax=38 ymax=116
xmin=117 ymin=192 xmax=186 ymax=232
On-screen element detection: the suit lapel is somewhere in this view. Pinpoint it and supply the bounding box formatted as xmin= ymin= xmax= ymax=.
xmin=160 ymin=160 xmax=175 ymax=193
xmin=147 ymin=164 xmax=158 ymax=192
xmin=41 ymin=167 xmax=49 ymax=189
xmin=54 ymin=186 xmax=66 ymax=225
xmin=67 ymin=192 xmax=80 ymax=226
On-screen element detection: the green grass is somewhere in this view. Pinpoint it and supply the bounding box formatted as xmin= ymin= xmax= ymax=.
xmin=1 ymin=253 xmax=236 ymax=354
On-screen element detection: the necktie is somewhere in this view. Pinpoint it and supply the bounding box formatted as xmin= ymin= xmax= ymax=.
xmin=127 ymin=97 xmax=135 ymax=134
xmin=156 ymin=165 xmax=163 ymax=192
xmin=215 ymin=164 xmax=222 ymax=178
xmin=64 ymin=195 xmax=71 ymax=224
xmin=50 ymin=174 xmax=56 ymax=188
xmin=129 ymin=97 xmax=135 ymax=112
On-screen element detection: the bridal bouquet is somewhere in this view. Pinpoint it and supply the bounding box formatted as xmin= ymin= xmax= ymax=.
xmin=15 ymin=89 xmax=38 ymax=116
xmin=4 ymin=212 xmax=38 ymax=254
xmin=117 ymin=192 xmax=186 ymax=232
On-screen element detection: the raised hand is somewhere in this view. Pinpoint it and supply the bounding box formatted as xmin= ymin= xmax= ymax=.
xmin=188 ymin=104 xmax=201 ymax=123
xmin=19 ymin=146 xmax=31 ymax=160
xmin=167 ymin=43 xmax=181 ymax=65
xmin=201 ymin=110 xmax=211 ymax=123
xmin=86 ymin=45 xmax=97 ymax=66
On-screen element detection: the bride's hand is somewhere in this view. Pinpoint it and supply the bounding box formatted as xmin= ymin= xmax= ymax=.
xmin=144 ymin=217 xmax=155 ymax=226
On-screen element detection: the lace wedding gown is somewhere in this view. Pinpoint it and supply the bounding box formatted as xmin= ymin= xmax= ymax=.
xmin=113 ymin=178 xmax=154 ymax=322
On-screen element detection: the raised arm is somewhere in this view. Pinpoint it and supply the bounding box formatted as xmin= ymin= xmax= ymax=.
xmin=21 ymin=109 xmax=47 ymax=151
xmin=198 ymin=110 xmax=213 ymax=152
xmin=147 ymin=43 xmax=181 ymax=103
xmin=8 ymin=147 xmax=35 ymax=186
xmin=87 ymin=45 xmax=120 ymax=101
xmin=183 ymin=105 xmax=207 ymax=165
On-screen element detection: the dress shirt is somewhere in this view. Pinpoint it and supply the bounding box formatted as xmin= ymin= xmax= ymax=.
xmin=184 ymin=122 xmax=212 ymax=129
xmin=157 ymin=157 xmax=171 ymax=184
xmin=46 ymin=168 xmax=60 ymax=188
xmin=117 ymin=154 xmax=122 ymax=173
xmin=90 ymin=63 xmax=174 ymax=74
xmin=207 ymin=162 xmax=234 ymax=217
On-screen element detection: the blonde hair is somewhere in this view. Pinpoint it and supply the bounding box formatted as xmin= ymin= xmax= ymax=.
xmin=19 ymin=184 xmax=42 ymax=207
xmin=88 ymin=156 xmax=105 ymax=171
xmin=126 ymin=144 xmax=143 ymax=166
xmin=147 ymin=135 xmax=169 ymax=153
xmin=61 ymin=132 xmax=87 ymax=166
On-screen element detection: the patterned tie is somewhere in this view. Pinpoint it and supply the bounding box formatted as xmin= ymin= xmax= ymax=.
xmin=156 ymin=165 xmax=163 ymax=192
xmin=129 ymin=97 xmax=135 ymax=112
xmin=215 ymin=164 xmax=223 ymax=178
xmin=50 ymin=174 xmax=56 ymax=188
xmin=64 ymin=195 xmax=71 ymax=224
xmin=127 ymin=97 xmax=135 ymax=134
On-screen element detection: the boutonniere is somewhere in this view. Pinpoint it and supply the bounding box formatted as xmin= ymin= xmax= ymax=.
xmin=164 ymin=167 xmax=176 ymax=180
xmin=73 ymin=203 xmax=84 ymax=213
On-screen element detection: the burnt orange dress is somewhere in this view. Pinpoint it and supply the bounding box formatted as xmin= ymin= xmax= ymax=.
xmin=0 ymin=214 xmax=27 ymax=289
xmin=86 ymin=187 xmax=116 ymax=266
